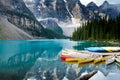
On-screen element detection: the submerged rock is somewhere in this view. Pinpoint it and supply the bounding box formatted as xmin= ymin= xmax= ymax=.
xmin=75 ymin=70 xmax=98 ymax=80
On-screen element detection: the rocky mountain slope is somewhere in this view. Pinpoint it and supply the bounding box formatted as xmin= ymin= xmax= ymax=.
xmin=24 ymin=0 xmax=120 ymax=36
xmin=1 ymin=0 xmax=119 ymax=38
xmin=87 ymin=2 xmax=99 ymax=11
xmin=0 ymin=0 xmax=35 ymax=18
xmin=24 ymin=0 xmax=106 ymax=21
xmin=23 ymin=0 xmax=107 ymax=36
xmin=0 ymin=16 xmax=33 ymax=39
xmin=0 ymin=0 xmax=65 ymax=39
xmin=40 ymin=18 xmax=63 ymax=34
xmin=99 ymin=1 xmax=120 ymax=19
xmin=87 ymin=1 xmax=120 ymax=19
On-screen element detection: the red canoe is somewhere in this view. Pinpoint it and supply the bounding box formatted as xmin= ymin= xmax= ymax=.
xmin=60 ymin=55 xmax=74 ymax=61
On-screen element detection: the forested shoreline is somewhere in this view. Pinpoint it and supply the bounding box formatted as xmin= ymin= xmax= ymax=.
xmin=71 ymin=15 xmax=120 ymax=41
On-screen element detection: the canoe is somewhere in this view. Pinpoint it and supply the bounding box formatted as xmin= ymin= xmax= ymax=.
xmin=106 ymin=56 xmax=120 ymax=64
xmin=85 ymin=47 xmax=120 ymax=52
xmin=61 ymin=50 xmax=73 ymax=55
xmin=94 ymin=57 xmax=107 ymax=64
xmin=63 ymin=49 xmax=78 ymax=54
xmin=78 ymin=58 xmax=94 ymax=64
xmin=115 ymin=58 xmax=120 ymax=63
xmin=94 ymin=61 xmax=105 ymax=67
xmin=60 ymin=55 xmax=74 ymax=61
xmin=116 ymin=62 xmax=120 ymax=69
xmin=106 ymin=57 xmax=115 ymax=65
xmin=115 ymin=56 xmax=120 ymax=63
xmin=65 ymin=58 xmax=85 ymax=62
xmin=61 ymin=49 xmax=91 ymax=58
xmin=102 ymin=47 xmax=120 ymax=52
xmin=78 ymin=62 xmax=93 ymax=67
xmin=61 ymin=53 xmax=71 ymax=56
xmin=84 ymin=47 xmax=107 ymax=52
xmin=66 ymin=61 xmax=78 ymax=64
xmin=61 ymin=49 xmax=78 ymax=57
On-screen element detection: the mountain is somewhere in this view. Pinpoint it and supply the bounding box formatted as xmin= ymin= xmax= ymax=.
xmin=24 ymin=0 xmax=71 ymax=21
xmin=99 ymin=1 xmax=120 ymax=19
xmin=23 ymin=0 xmax=120 ymax=36
xmin=100 ymin=1 xmax=109 ymax=10
xmin=24 ymin=0 xmax=106 ymax=36
xmin=0 ymin=0 xmax=35 ymax=18
xmin=24 ymin=0 xmax=99 ymax=21
xmin=86 ymin=1 xmax=107 ymax=19
xmin=86 ymin=1 xmax=120 ymax=19
xmin=0 ymin=0 xmax=65 ymax=39
xmin=0 ymin=16 xmax=33 ymax=39
xmin=87 ymin=2 xmax=98 ymax=11
xmin=66 ymin=0 xmax=94 ymax=20
xmin=40 ymin=18 xmax=63 ymax=34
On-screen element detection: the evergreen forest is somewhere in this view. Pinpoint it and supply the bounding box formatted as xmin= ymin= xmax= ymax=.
xmin=71 ymin=15 xmax=120 ymax=41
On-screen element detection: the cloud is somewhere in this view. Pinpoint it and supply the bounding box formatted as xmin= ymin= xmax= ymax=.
xmin=80 ymin=0 xmax=120 ymax=6
xmin=80 ymin=0 xmax=91 ymax=6
xmin=110 ymin=0 xmax=120 ymax=4
xmin=80 ymin=0 xmax=105 ymax=6
xmin=94 ymin=0 xmax=105 ymax=6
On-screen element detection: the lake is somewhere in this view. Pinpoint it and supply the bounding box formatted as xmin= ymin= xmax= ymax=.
xmin=0 ymin=39 xmax=120 ymax=80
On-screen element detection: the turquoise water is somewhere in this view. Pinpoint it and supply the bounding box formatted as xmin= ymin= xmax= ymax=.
xmin=0 ymin=40 xmax=120 ymax=80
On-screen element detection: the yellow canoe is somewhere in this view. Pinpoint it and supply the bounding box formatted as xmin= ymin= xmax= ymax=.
xmin=78 ymin=58 xmax=94 ymax=64
xmin=78 ymin=62 xmax=93 ymax=67
xmin=94 ymin=57 xmax=107 ymax=64
xmin=65 ymin=58 xmax=85 ymax=62
xmin=102 ymin=47 xmax=120 ymax=52
xmin=66 ymin=61 xmax=78 ymax=64
xmin=94 ymin=61 xmax=105 ymax=67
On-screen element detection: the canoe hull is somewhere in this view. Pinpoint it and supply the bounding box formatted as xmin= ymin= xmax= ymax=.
xmin=106 ymin=57 xmax=115 ymax=65
xmin=65 ymin=58 xmax=84 ymax=62
xmin=78 ymin=58 xmax=94 ymax=64
xmin=60 ymin=55 xmax=74 ymax=61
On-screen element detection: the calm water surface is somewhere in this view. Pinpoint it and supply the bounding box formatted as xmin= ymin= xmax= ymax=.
xmin=0 ymin=39 xmax=120 ymax=80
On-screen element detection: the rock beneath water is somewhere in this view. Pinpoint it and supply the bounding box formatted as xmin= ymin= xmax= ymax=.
xmin=75 ymin=70 xmax=98 ymax=80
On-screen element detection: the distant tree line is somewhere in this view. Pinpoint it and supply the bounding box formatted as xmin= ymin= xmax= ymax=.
xmin=71 ymin=15 xmax=120 ymax=41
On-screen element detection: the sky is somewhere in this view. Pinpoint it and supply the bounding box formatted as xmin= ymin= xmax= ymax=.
xmin=80 ymin=0 xmax=120 ymax=6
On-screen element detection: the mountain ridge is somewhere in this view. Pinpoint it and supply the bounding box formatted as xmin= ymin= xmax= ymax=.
xmin=99 ymin=1 xmax=120 ymax=19
xmin=24 ymin=0 xmax=108 ymax=36
xmin=0 ymin=0 xmax=66 ymax=39
xmin=0 ymin=16 xmax=33 ymax=39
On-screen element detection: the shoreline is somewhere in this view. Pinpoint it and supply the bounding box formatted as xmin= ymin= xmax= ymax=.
xmin=71 ymin=39 xmax=120 ymax=46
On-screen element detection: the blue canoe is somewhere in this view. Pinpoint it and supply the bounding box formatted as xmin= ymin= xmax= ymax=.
xmin=85 ymin=47 xmax=107 ymax=52
xmin=85 ymin=47 xmax=120 ymax=52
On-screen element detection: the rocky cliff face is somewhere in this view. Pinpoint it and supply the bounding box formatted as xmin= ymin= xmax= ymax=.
xmin=0 ymin=0 xmax=43 ymax=38
xmin=25 ymin=0 xmax=71 ymax=21
xmin=66 ymin=0 xmax=94 ymax=20
xmin=6 ymin=13 xmax=43 ymax=37
xmin=99 ymin=1 xmax=120 ymax=19
xmin=24 ymin=0 xmax=107 ymax=36
xmin=0 ymin=16 xmax=33 ymax=39
xmin=86 ymin=2 xmax=107 ymax=20
xmin=23 ymin=0 xmax=120 ymax=36
xmin=0 ymin=0 xmax=35 ymax=18
xmin=40 ymin=18 xmax=63 ymax=34
xmin=24 ymin=0 xmax=101 ymax=21
xmin=87 ymin=2 xmax=99 ymax=11
xmin=0 ymin=0 xmax=65 ymax=39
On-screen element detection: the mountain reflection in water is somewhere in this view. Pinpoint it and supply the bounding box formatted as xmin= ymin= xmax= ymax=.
xmin=0 ymin=40 xmax=119 ymax=80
